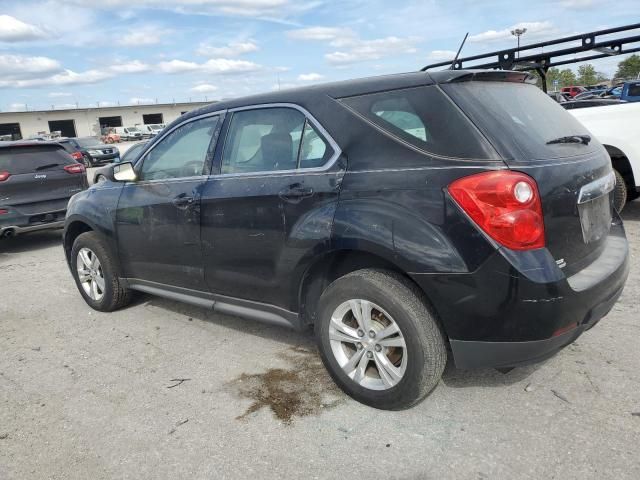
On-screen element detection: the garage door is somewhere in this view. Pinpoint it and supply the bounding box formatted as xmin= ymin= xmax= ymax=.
xmin=142 ymin=113 xmax=163 ymax=124
xmin=99 ymin=116 xmax=123 ymax=129
xmin=48 ymin=119 xmax=77 ymax=138
xmin=0 ymin=122 xmax=22 ymax=140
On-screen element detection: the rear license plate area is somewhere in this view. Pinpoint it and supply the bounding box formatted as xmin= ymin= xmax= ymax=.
xmin=578 ymin=194 xmax=612 ymax=244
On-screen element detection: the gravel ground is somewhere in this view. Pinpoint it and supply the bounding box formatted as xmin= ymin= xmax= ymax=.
xmin=1 ymin=201 xmax=639 ymax=480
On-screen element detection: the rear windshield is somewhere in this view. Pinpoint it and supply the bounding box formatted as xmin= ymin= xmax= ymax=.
xmin=442 ymin=81 xmax=598 ymax=160
xmin=340 ymin=85 xmax=498 ymax=160
xmin=0 ymin=146 xmax=74 ymax=174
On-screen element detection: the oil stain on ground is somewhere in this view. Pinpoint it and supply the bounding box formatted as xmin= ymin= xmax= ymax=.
xmin=228 ymin=345 xmax=344 ymax=424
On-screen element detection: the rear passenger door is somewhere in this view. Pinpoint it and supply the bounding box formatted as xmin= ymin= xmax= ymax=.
xmin=201 ymin=105 xmax=344 ymax=309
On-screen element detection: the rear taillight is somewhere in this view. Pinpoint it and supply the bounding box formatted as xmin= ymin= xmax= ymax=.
xmin=64 ymin=163 xmax=85 ymax=174
xmin=0 ymin=208 xmax=8 ymax=215
xmin=71 ymin=151 xmax=84 ymax=160
xmin=448 ymin=170 xmax=545 ymax=250
xmin=0 ymin=171 xmax=10 ymax=182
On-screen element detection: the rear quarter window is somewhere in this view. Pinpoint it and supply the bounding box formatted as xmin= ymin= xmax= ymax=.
xmin=0 ymin=146 xmax=74 ymax=174
xmin=339 ymin=85 xmax=498 ymax=160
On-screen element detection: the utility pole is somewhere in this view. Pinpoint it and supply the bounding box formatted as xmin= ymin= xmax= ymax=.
xmin=511 ymin=28 xmax=527 ymax=58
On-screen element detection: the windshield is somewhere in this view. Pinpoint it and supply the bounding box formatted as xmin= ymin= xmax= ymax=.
xmin=127 ymin=127 xmax=141 ymax=133
xmin=442 ymin=81 xmax=598 ymax=160
xmin=149 ymin=124 xmax=163 ymax=131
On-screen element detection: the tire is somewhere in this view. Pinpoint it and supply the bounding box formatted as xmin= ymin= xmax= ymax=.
xmin=613 ymin=169 xmax=627 ymax=213
xmin=315 ymin=269 xmax=447 ymax=410
xmin=71 ymin=231 xmax=133 ymax=312
xmin=82 ymin=155 xmax=92 ymax=168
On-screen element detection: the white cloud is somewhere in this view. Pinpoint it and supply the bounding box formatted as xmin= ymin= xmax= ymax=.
xmin=117 ymin=28 xmax=162 ymax=46
xmin=191 ymin=83 xmax=218 ymax=93
xmin=197 ymin=41 xmax=258 ymax=57
xmin=0 ymin=14 xmax=48 ymax=42
xmin=560 ymin=0 xmax=594 ymax=6
xmin=469 ymin=21 xmax=555 ymax=43
xmin=109 ymin=60 xmax=151 ymax=74
xmin=325 ymin=36 xmax=419 ymax=65
xmin=287 ymin=26 xmax=353 ymax=42
xmin=98 ymin=101 xmax=116 ymax=107
xmin=67 ymin=0 xmax=305 ymax=19
xmin=427 ymin=50 xmax=457 ymax=61
xmin=159 ymin=58 xmax=261 ymax=74
xmin=130 ymin=97 xmax=154 ymax=104
xmin=0 ymin=54 xmax=61 ymax=80
xmin=48 ymin=92 xmax=72 ymax=98
xmin=8 ymin=103 xmax=27 ymax=111
xmin=158 ymin=59 xmax=200 ymax=74
xmin=297 ymin=72 xmax=324 ymax=82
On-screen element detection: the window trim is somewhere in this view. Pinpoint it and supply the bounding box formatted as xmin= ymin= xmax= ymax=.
xmin=215 ymin=103 xmax=341 ymax=178
xmin=133 ymin=110 xmax=225 ymax=184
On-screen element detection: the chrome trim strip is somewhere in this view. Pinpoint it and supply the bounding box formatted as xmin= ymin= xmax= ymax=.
xmin=577 ymin=171 xmax=616 ymax=204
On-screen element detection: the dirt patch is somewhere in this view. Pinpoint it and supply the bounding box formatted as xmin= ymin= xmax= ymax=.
xmin=228 ymin=345 xmax=344 ymax=424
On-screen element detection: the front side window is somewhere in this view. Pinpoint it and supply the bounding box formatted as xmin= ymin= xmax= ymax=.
xmin=140 ymin=116 xmax=218 ymax=180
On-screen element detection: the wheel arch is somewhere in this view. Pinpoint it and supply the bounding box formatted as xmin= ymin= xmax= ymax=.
xmin=604 ymin=144 xmax=637 ymax=198
xmin=63 ymin=219 xmax=94 ymax=265
xmin=296 ymin=249 xmax=448 ymax=337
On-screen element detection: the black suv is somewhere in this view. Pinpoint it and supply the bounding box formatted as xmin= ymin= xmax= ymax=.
xmin=58 ymin=137 xmax=120 ymax=167
xmin=1 ymin=141 xmax=86 ymax=238
xmin=63 ymin=70 xmax=629 ymax=409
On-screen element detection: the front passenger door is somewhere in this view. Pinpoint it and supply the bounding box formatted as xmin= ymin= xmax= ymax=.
xmin=116 ymin=114 xmax=221 ymax=291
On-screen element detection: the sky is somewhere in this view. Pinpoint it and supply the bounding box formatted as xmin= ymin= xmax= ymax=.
xmin=0 ymin=0 xmax=639 ymax=112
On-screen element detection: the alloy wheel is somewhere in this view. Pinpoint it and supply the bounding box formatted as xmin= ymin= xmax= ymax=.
xmin=329 ymin=299 xmax=407 ymax=390
xmin=76 ymin=247 xmax=105 ymax=301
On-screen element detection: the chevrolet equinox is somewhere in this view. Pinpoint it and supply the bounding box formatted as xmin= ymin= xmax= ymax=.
xmin=63 ymin=70 xmax=629 ymax=409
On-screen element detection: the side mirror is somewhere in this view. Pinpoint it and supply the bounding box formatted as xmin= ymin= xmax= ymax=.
xmin=113 ymin=162 xmax=137 ymax=182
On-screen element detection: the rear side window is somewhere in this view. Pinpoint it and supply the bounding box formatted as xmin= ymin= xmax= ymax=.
xmin=442 ymin=81 xmax=598 ymax=160
xmin=340 ymin=86 xmax=497 ymax=159
xmin=628 ymin=83 xmax=640 ymax=96
xmin=0 ymin=146 xmax=74 ymax=174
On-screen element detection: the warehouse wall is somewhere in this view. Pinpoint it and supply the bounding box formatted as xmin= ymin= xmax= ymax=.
xmin=0 ymin=102 xmax=211 ymax=139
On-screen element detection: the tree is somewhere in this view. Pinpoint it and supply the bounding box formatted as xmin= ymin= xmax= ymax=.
xmin=577 ymin=64 xmax=598 ymax=86
xmin=615 ymin=54 xmax=640 ymax=80
xmin=544 ymin=67 xmax=577 ymax=90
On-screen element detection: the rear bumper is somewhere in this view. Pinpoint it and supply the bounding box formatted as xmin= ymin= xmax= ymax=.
xmin=412 ymin=219 xmax=629 ymax=369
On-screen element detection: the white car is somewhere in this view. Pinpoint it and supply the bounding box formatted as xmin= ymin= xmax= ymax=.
xmin=138 ymin=124 xmax=165 ymax=138
xmin=569 ymin=102 xmax=640 ymax=212
xmin=114 ymin=126 xmax=144 ymax=141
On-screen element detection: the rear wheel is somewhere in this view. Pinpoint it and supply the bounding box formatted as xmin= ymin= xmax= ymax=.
xmin=315 ymin=269 xmax=447 ymax=410
xmin=613 ymin=169 xmax=627 ymax=213
xmin=71 ymin=231 xmax=133 ymax=312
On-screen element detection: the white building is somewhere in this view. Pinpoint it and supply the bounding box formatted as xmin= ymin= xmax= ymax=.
xmin=0 ymin=101 xmax=212 ymax=140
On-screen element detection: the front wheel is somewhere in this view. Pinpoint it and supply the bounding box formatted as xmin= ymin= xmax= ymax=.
xmin=71 ymin=231 xmax=133 ymax=311
xmin=315 ymin=269 xmax=447 ymax=410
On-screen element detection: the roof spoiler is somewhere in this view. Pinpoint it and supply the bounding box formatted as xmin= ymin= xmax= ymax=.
xmin=441 ymin=70 xmax=537 ymax=85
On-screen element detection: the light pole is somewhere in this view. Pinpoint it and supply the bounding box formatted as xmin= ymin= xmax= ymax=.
xmin=511 ymin=28 xmax=527 ymax=58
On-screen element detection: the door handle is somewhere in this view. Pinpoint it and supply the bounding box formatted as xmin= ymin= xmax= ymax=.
xmin=172 ymin=194 xmax=195 ymax=208
xmin=278 ymin=184 xmax=314 ymax=203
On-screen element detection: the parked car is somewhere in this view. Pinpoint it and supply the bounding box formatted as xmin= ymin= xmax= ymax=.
xmin=1 ymin=141 xmax=86 ymax=238
xmin=574 ymin=89 xmax=606 ymax=100
xmin=601 ymin=81 xmax=640 ymax=102
xmin=101 ymin=130 xmax=121 ymax=144
xmin=547 ymin=91 xmax=570 ymax=103
xmin=138 ymin=124 xmax=165 ymax=138
xmin=58 ymin=137 xmax=120 ymax=167
xmin=561 ymin=85 xmax=587 ymax=97
xmin=93 ymin=141 xmax=148 ymax=184
xmin=63 ymin=70 xmax=629 ymax=409
xmin=114 ymin=126 xmax=144 ymax=141
xmin=568 ymin=102 xmax=640 ymax=212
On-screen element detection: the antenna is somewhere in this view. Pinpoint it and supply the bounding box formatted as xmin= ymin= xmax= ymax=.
xmin=450 ymin=32 xmax=469 ymax=70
